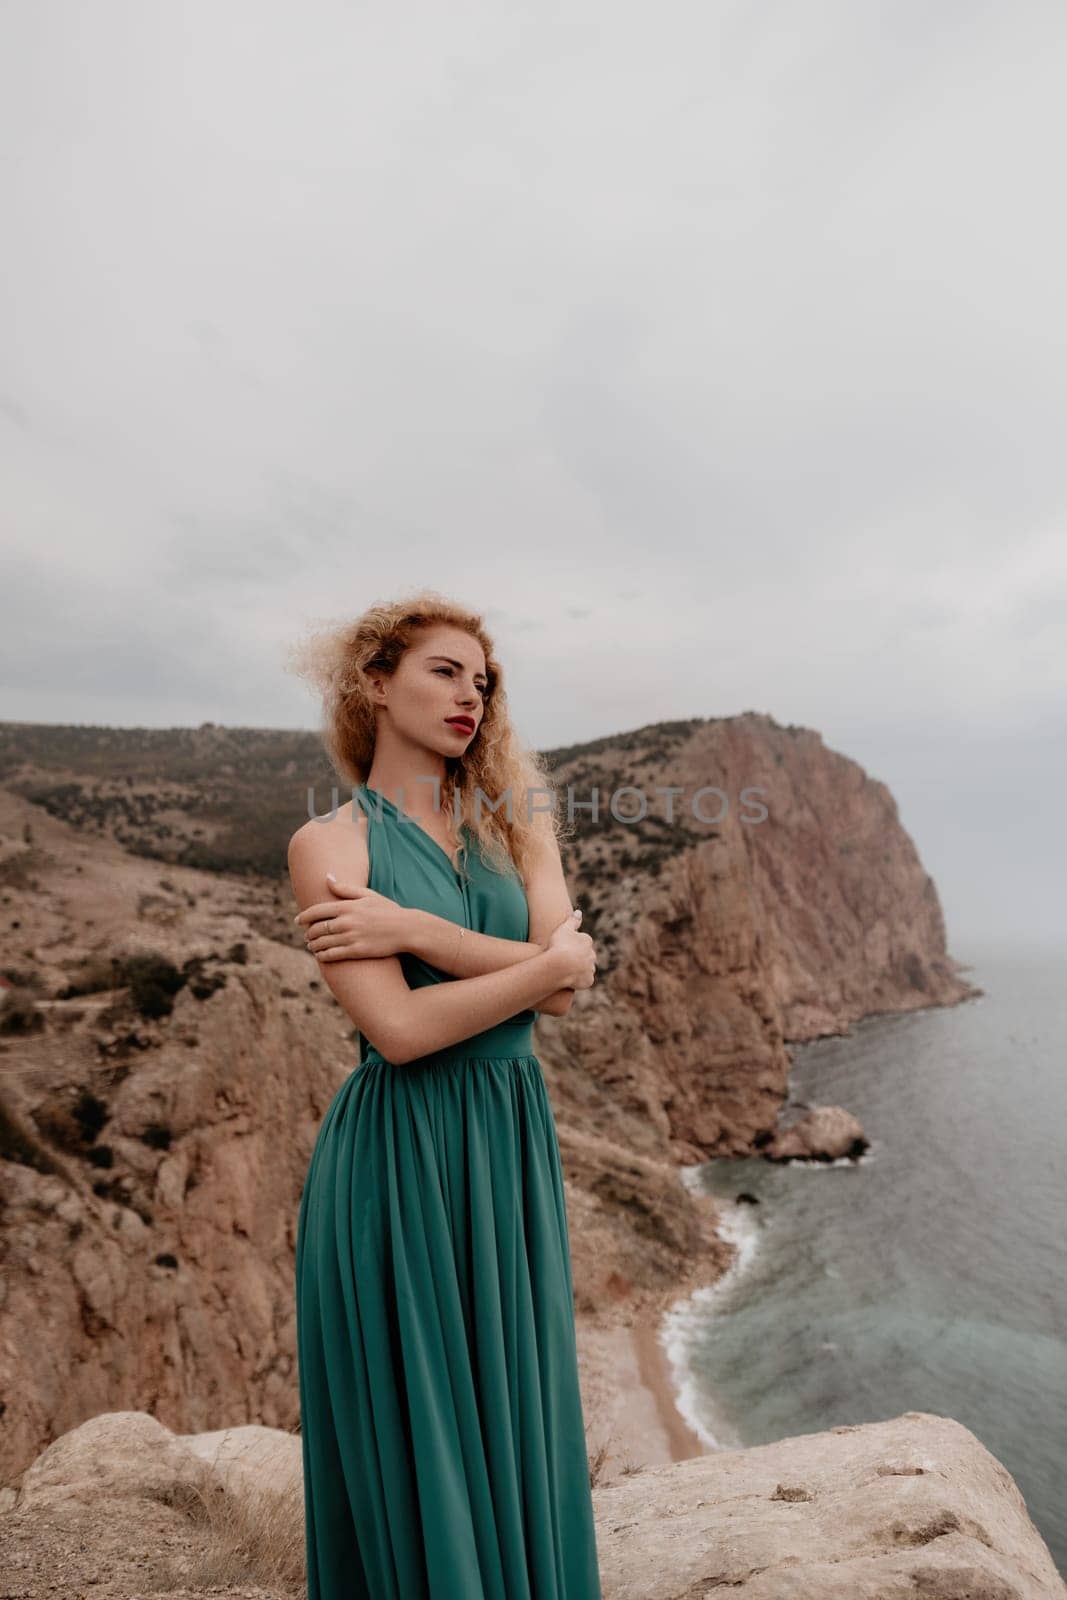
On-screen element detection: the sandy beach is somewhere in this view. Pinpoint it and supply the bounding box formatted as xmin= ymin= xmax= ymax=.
xmin=576 ymin=1310 xmax=709 ymax=1481
xmin=572 ymin=1182 xmax=743 ymax=1481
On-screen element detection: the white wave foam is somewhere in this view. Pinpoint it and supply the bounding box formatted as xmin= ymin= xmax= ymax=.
xmin=657 ymin=1190 xmax=761 ymax=1451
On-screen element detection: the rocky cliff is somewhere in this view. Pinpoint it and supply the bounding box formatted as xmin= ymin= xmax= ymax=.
xmin=536 ymin=711 xmax=978 ymax=1166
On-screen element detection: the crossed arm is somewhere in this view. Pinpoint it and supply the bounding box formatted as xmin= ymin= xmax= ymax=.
xmin=390 ymin=906 xmax=576 ymax=1014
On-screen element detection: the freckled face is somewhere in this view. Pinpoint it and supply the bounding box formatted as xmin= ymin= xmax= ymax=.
xmin=390 ymin=629 xmax=489 ymax=755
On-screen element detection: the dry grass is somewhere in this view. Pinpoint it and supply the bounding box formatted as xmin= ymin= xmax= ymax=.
xmin=143 ymin=1430 xmax=306 ymax=1598
xmin=586 ymin=1400 xmax=646 ymax=1487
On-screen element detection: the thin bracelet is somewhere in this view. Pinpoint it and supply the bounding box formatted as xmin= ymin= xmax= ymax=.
xmin=454 ymin=924 xmax=466 ymax=966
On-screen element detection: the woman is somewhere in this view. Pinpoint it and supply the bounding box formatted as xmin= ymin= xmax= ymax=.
xmin=286 ymin=591 xmax=603 ymax=1599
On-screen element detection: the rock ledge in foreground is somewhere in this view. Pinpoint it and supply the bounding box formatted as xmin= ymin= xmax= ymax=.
xmin=3 ymin=1407 xmax=1063 ymax=1600
xmin=593 ymin=1409 xmax=1065 ymax=1600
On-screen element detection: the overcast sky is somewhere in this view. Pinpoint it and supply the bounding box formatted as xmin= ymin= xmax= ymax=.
xmin=2 ymin=1 xmax=1065 ymax=950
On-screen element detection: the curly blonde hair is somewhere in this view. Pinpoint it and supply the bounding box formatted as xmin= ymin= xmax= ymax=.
xmin=284 ymin=588 xmax=571 ymax=882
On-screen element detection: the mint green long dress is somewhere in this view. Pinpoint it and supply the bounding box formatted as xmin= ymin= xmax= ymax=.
xmin=295 ymin=784 xmax=603 ymax=1600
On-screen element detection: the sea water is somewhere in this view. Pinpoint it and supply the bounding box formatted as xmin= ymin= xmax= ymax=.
xmin=664 ymin=939 xmax=1067 ymax=1578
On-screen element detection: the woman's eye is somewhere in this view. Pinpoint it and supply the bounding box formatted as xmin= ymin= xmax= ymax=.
xmin=435 ymin=666 xmax=487 ymax=696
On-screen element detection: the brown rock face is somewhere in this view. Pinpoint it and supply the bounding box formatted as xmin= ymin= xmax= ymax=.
xmin=0 ymin=711 xmax=980 ymax=1497
xmin=537 ymin=711 xmax=979 ymax=1163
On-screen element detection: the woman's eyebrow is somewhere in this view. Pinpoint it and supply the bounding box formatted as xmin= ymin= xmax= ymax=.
xmin=427 ymin=655 xmax=488 ymax=680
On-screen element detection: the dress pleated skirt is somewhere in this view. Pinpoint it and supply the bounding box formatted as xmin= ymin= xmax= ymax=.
xmin=295 ymin=1023 xmax=603 ymax=1600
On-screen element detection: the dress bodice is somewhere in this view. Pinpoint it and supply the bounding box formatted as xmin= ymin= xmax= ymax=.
xmin=351 ymin=783 xmax=536 ymax=1064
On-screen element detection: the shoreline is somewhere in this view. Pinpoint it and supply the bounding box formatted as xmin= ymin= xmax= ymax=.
xmin=576 ymin=1192 xmax=749 ymax=1479
xmin=576 ymin=1304 xmax=717 ymax=1480
xmin=630 ymin=1315 xmax=708 ymax=1462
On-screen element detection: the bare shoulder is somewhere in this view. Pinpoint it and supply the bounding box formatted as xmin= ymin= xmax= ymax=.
xmin=288 ymin=804 xmax=369 ymax=894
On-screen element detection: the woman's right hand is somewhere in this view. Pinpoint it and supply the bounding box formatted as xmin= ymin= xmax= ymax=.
xmin=547 ymin=908 xmax=597 ymax=990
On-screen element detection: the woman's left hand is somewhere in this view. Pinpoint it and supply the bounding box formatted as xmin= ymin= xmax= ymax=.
xmin=294 ymin=882 xmax=413 ymax=961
